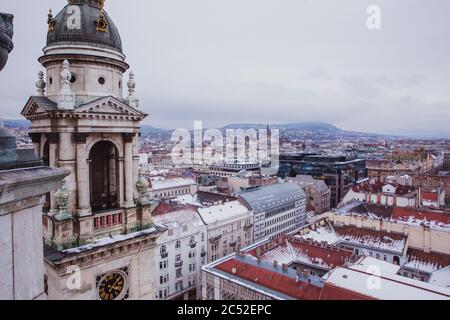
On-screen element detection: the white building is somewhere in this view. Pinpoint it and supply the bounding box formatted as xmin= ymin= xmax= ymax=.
xmin=149 ymin=177 xmax=197 ymax=199
xmin=239 ymin=183 xmax=307 ymax=242
xmin=198 ymin=201 xmax=253 ymax=263
xmin=152 ymin=204 xmax=207 ymax=300
xmin=342 ymin=179 xmax=418 ymax=208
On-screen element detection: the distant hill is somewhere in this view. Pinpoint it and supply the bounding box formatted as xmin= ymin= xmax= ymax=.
xmin=3 ymin=119 xmax=30 ymax=129
xmin=222 ymin=122 xmax=342 ymax=134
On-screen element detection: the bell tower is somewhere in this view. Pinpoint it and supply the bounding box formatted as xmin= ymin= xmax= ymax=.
xmin=20 ymin=0 xmax=159 ymax=300
xmin=22 ymin=0 xmax=158 ymax=300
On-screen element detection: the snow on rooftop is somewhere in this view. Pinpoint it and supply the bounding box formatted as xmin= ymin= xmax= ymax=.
xmin=172 ymin=194 xmax=203 ymax=207
xmin=297 ymin=225 xmax=407 ymax=254
xmin=151 ymin=177 xmax=196 ymax=191
xmin=62 ymin=228 xmax=157 ymax=255
xmin=153 ymin=208 xmax=205 ymax=229
xmin=326 ymin=258 xmax=450 ymax=300
xmin=351 ymin=256 xmax=401 ymax=275
xmin=198 ymin=201 xmax=249 ymax=225
xmin=429 ymin=266 xmax=450 ymax=289
xmin=404 ymin=259 xmax=443 ymax=274
xmin=297 ymin=226 xmax=341 ymax=245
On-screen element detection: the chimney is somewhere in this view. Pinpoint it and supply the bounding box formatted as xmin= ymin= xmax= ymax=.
xmin=282 ymin=264 xmax=289 ymax=272
xmin=273 ymin=260 xmax=279 ymax=268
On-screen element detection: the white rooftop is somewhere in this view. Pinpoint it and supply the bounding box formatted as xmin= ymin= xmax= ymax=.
xmin=151 ymin=177 xmax=196 ymax=191
xmin=326 ymin=257 xmax=450 ymax=300
xmin=198 ymin=201 xmax=249 ymax=225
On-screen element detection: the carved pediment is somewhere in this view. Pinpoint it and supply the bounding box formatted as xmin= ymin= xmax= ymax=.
xmin=75 ymin=96 xmax=144 ymax=117
xmin=21 ymin=96 xmax=58 ymax=119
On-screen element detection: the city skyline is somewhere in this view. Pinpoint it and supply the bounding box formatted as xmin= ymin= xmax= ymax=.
xmin=1 ymin=0 xmax=450 ymax=135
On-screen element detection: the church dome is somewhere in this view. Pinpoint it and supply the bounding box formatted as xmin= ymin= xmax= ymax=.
xmin=46 ymin=0 xmax=122 ymax=54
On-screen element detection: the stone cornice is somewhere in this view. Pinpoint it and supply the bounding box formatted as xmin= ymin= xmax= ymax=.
xmin=25 ymin=110 xmax=145 ymax=122
xmin=45 ymin=232 xmax=159 ymax=273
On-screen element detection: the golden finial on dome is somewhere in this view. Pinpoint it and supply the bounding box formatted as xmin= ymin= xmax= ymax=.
xmin=98 ymin=0 xmax=106 ymax=9
xmin=47 ymin=8 xmax=56 ymax=32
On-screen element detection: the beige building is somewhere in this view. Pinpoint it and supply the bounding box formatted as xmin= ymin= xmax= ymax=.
xmin=20 ymin=0 xmax=161 ymax=300
xmin=198 ymin=201 xmax=253 ymax=262
xmin=149 ymin=177 xmax=197 ymax=199
xmin=288 ymin=175 xmax=331 ymax=214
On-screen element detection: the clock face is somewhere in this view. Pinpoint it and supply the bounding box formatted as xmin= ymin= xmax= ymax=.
xmin=97 ymin=271 xmax=127 ymax=300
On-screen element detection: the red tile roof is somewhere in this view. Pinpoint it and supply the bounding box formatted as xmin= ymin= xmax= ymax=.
xmin=335 ymin=225 xmax=406 ymax=242
xmin=392 ymin=207 xmax=450 ymax=225
xmin=351 ymin=180 xmax=416 ymax=196
xmin=422 ymin=191 xmax=439 ymax=202
xmin=319 ymin=283 xmax=375 ymax=300
xmin=406 ymin=249 xmax=450 ymax=269
xmin=289 ymin=240 xmax=354 ymax=268
xmin=152 ymin=202 xmax=199 ymax=216
xmin=215 ymin=258 xmax=323 ymax=300
xmin=247 ymin=237 xmax=354 ymax=270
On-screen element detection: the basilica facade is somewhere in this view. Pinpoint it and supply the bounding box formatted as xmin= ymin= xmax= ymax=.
xmin=21 ymin=0 xmax=160 ymax=300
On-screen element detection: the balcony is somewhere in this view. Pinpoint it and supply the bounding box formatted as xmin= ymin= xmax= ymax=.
xmin=244 ymin=224 xmax=253 ymax=231
xmin=229 ymin=241 xmax=237 ymax=247
xmin=175 ymin=260 xmax=183 ymax=268
xmin=161 ymin=252 xmax=168 ymax=259
xmin=201 ymin=251 xmax=207 ymax=258
xmin=209 ymin=235 xmax=221 ymax=244
xmin=189 ymin=242 xmax=197 ymax=249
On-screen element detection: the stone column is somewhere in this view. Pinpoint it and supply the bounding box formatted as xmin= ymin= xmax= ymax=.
xmin=123 ymin=133 xmax=135 ymax=208
xmin=46 ymin=133 xmax=59 ymax=216
xmin=75 ymin=133 xmax=91 ymax=216
xmin=28 ymin=133 xmax=41 ymax=158
xmin=133 ymin=133 xmax=140 ymax=200
xmin=58 ymin=132 xmax=77 ymax=213
xmin=118 ymin=158 xmax=125 ymax=207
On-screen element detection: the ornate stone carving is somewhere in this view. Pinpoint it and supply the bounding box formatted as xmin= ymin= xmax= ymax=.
xmin=136 ymin=170 xmax=150 ymax=206
xmin=54 ymin=181 xmax=72 ymax=221
xmin=57 ymin=60 xmax=76 ymax=109
xmin=36 ymin=71 xmax=46 ymax=96
xmin=126 ymin=71 xmax=139 ymax=108
xmin=0 ymin=13 xmax=14 ymax=72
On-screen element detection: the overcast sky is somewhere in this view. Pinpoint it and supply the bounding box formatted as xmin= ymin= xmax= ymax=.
xmin=1 ymin=0 xmax=450 ymax=135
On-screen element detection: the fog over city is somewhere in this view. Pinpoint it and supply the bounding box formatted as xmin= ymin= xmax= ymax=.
xmin=1 ymin=0 xmax=450 ymax=135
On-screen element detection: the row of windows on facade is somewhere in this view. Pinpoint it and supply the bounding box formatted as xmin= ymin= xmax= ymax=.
xmin=210 ymin=244 xmax=242 ymax=261
xmin=167 ymin=225 xmax=206 ymax=237
xmin=160 ymin=238 xmax=205 ymax=255
xmin=264 ymin=201 xmax=304 ymax=218
xmin=255 ymin=224 xmax=299 ymax=240
xmin=154 ymin=188 xmax=191 ymax=198
xmin=209 ymin=220 xmax=252 ymax=239
xmin=264 ymin=210 xmax=303 ymax=228
xmin=159 ymin=265 xmax=197 ymax=285
xmin=158 ymin=279 xmax=197 ymax=299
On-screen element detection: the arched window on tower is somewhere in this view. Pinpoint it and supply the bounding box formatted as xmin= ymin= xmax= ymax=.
xmin=89 ymin=141 xmax=119 ymax=213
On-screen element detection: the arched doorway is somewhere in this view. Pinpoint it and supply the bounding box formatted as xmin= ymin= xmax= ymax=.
xmin=89 ymin=141 xmax=119 ymax=212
